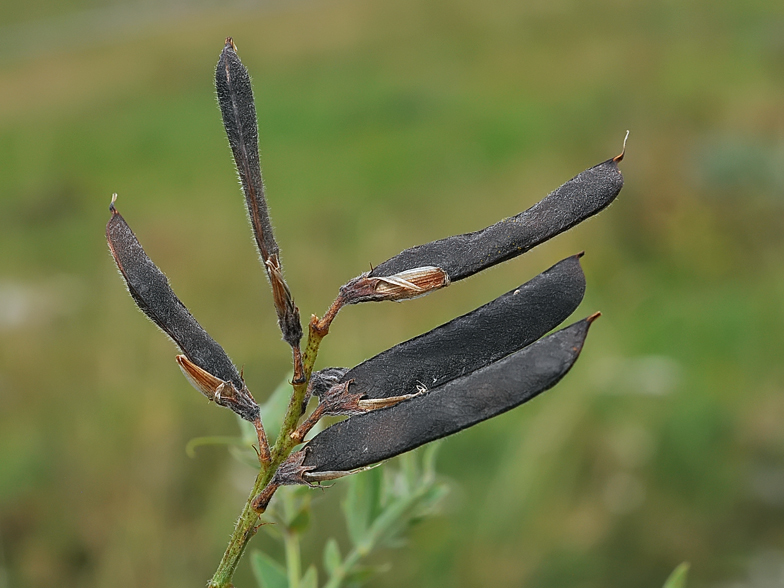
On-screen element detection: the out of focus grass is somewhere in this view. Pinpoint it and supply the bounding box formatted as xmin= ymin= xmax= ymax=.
xmin=1 ymin=0 xmax=784 ymax=587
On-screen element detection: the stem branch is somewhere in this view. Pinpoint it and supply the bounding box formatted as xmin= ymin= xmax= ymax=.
xmin=209 ymin=301 xmax=339 ymax=587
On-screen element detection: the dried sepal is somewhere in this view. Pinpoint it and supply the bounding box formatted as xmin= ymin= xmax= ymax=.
xmin=106 ymin=199 xmax=259 ymax=422
xmin=273 ymin=449 xmax=318 ymax=487
xmin=216 ymin=38 xmax=302 ymax=348
xmin=302 ymin=463 xmax=380 ymax=484
xmin=176 ymin=355 xmax=260 ymax=423
xmin=265 ymin=254 xmax=303 ymax=347
xmin=356 ymin=392 xmax=423 ymax=410
xmin=305 ymin=367 xmax=348 ymax=402
xmin=176 ymin=354 xmax=227 ymax=400
xmin=299 ymin=367 xmax=349 ymax=413
xmin=369 ymin=150 xmax=624 ymax=282
xmin=319 ymin=381 xmax=423 ymax=417
xmin=291 ymin=380 xmax=422 ymax=445
xmin=251 ymin=449 xmax=316 ymax=512
xmin=339 ymin=266 xmax=450 ymax=305
xmin=302 ymin=315 xmax=598 ymax=474
xmin=251 ymin=449 xmax=381 ymax=512
xmin=315 ymin=381 xmax=362 ymax=416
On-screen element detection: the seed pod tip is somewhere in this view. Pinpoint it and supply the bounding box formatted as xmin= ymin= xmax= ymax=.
xmin=613 ymin=130 xmax=630 ymax=162
xmin=587 ymin=311 xmax=602 ymax=324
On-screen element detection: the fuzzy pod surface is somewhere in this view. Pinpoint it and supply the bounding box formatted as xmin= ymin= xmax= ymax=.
xmin=303 ymin=317 xmax=595 ymax=473
xmin=215 ymin=39 xmax=302 ymax=347
xmin=106 ymin=205 xmax=245 ymax=393
xmin=332 ymin=254 xmax=586 ymax=400
xmin=215 ymin=39 xmax=276 ymax=262
xmin=369 ymin=157 xmax=623 ymax=281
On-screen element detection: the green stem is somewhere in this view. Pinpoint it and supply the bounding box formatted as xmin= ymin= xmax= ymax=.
xmin=208 ymin=322 xmax=328 ymax=588
xmin=282 ymin=489 xmax=302 ymax=588
xmin=323 ymin=546 xmax=361 ymax=588
xmin=274 ymin=323 xmax=326 ymax=455
xmin=284 ymin=531 xmax=301 ymax=588
xmin=208 ymin=463 xmax=273 ymax=588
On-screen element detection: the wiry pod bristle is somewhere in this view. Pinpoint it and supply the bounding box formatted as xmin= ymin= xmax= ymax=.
xmin=613 ymin=130 xmax=630 ymax=162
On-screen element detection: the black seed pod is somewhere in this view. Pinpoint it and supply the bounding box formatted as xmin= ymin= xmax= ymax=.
xmin=106 ymin=202 xmax=259 ymax=422
xmin=369 ymin=156 xmax=623 ymax=282
xmin=303 ymin=316 xmax=596 ymax=474
xmin=215 ymin=38 xmax=275 ymax=263
xmin=216 ymin=38 xmax=302 ymax=348
xmin=324 ymin=254 xmax=585 ymax=401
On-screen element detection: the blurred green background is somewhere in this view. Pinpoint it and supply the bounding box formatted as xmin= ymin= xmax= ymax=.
xmin=1 ymin=0 xmax=784 ymax=586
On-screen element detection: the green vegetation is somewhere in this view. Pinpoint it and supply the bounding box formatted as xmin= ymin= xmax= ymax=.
xmin=1 ymin=1 xmax=783 ymax=587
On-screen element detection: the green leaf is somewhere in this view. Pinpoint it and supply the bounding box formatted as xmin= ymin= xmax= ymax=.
xmin=250 ymin=550 xmax=289 ymax=588
xmin=262 ymin=522 xmax=283 ymax=541
xmin=288 ymin=506 xmax=311 ymax=534
xmin=421 ymin=439 xmax=443 ymax=480
xmin=369 ymin=478 xmax=442 ymax=549
xmin=410 ymin=482 xmax=449 ymax=522
xmin=398 ymin=452 xmax=418 ymax=494
xmin=228 ymin=444 xmax=263 ymax=470
xmin=184 ymin=435 xmax=247 ymax=458
xmin=274 ymin=485 xmax=312 ymax=530
xmin=344 ymin=563 xmax=390 ymax=586
xmin=343 ymin=466 xmax=384 ymax=547
xmin=301 ymin=565 xmax=318 ymax=588
xmin=261 ymin=372 xmax=294 ymax=443
xmin=236 ymin=415 xmax=258 ymax=447
xmin=663 ymin=562 xmax=690 ymax=588
xmin=323 ymin=538 xmax=341 ymax=576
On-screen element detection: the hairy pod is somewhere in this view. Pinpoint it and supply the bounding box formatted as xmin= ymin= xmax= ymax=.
xmin=106 ymin=201 xmax=259 ymax=422
xmin=216 ymin=38 xmax=302 ymax=347
xmin=215 ymin=38 xmax=276 ymax=262
xmin=369 ymin=155 xmax=623 ymax=282
xmin=302 ymin=316 xmax=597 ymax=474
xmin=315 ymin=254 xmax=585 ymax=401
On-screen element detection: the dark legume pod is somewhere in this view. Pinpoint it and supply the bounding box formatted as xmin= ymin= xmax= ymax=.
xmin=326 ymin=253 xmax=585 ymax=401
xmin=106 ymin=202 xmax=259 ymax=421
xmin=369 ymin=156 xmax=623 ymax=281
xmin=303 ymin=315 xmax=596 ymax=474
xmin=216 ymin=38 xmax=302 ymax=347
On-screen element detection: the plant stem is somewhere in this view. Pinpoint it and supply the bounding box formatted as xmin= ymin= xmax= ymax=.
xmin=282 ymin=491 xmax=302 ymax=588
xmin=208 ymin=316 xmax=330 ymax=588
xmin=283 ymin=531 xmax=301 ymax=588
xmin=284 ymin=530 xmax=301 ymax=588
xmin=208 ymin=463 xmax=273 ymax=588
